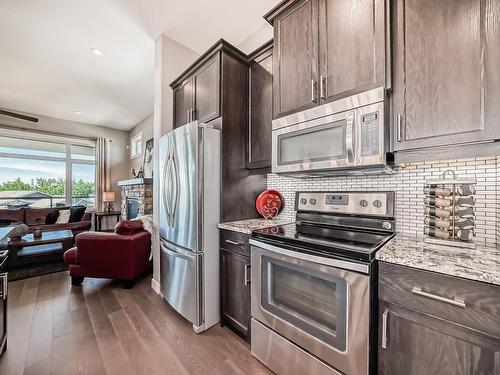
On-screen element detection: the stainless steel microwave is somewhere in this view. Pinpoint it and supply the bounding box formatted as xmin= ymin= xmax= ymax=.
xmin=272 ymin=87 xmax=392 ymax=176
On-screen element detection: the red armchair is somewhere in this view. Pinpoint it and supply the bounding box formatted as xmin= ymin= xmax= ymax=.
xmin=64 ymin=220 xmax=152 ymax=288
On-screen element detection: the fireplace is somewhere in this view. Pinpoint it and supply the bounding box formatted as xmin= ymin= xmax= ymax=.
xmin=118 ymin=178 xmax=153 ymax=220
xmin=127 ymin=197 xmax=139 ymax=220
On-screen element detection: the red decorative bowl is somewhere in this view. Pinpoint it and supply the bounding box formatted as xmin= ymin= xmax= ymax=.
xmin=256 ymin=189 xmax=284 ymax=219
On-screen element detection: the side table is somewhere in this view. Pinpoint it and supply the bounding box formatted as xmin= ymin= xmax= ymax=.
xmin=94 ymin=211 xmax=121 ymax=232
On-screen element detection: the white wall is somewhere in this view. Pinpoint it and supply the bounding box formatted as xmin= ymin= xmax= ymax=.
xmin=0 ymin=109 xmax=130 ymax=229
xmin=237 ymin=22 xmax=273 ymax=54
xmin=128 ymin=113 xmax=154 ymax=174
xmin=151 ymin=35 xmax=200 ymax=285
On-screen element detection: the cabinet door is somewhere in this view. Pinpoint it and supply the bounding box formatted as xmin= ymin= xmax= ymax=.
xmin=393 ymin=0 xmax=500 ymax=151
xmin=273 ymin=0 xmax=319 ymax=118
xmin=173 ymin=79 xmax=193 ymax=128
xmin=378 ymin=302 xmax=500 ymax=375
xmin=247 ymin=46 xmax=273 ymax=169
xmin=193 ymin=56 xmax=220 ymax=123
xmin=220 ymin=249 xmax=251 ymax=341
xmin=319 ymin=0 xmax=386 ymax=103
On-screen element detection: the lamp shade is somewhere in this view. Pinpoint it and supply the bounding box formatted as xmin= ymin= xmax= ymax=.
xmin=103 ymin=191 xmax=116 ymax=202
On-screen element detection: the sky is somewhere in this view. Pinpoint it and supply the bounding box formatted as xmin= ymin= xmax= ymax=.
xmin=0 ymin=157 xmax=95 ymax=184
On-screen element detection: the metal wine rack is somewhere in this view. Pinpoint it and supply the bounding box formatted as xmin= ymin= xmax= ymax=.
xmin=423 ymin=170 xmax=477 ymax=249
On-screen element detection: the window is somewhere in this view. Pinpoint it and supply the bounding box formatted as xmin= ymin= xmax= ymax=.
xmin=130 ymin=132 xmax=142 ymax=159
xmin=0 ymin=130 xmax=96 ymax=209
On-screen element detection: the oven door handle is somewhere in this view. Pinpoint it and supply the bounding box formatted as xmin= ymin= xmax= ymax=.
xmin=249 ymin=239 xmax=369 ymax=275
xmin=346 ymin=110 xmax=355 ymax=165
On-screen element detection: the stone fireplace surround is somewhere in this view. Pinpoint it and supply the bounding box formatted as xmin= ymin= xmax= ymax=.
xmin=117 ymin=178 xmax=153 ymax=220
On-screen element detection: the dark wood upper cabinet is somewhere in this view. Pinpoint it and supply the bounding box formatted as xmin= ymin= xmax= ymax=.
xmin=172 ymin=54 xmax=220 ymax=129
xmin=318 ymin=0 xmax=387 ymax=102
xmin=266 ymin=0 xmax=387 ymax=118
xmin=272 ymin=0 xmax=319 ymax=118
xmin=193 ymin=56 xmax=220 ymax=123
xmin=173 ymin=79 xmax=193 ymax=128
xmin=378 ymin=262 xmax=500 ymax=375
xmin=171 ymin=39 xmax=265 ymax=223
xmin=393 ymin=0 xmax=500 ymax=152
xmin=247 ymin=42 xmax=273 ymax=169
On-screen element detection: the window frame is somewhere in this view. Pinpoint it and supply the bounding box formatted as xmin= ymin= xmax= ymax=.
xmin=0 ymin=128 xmax=96 ymax=208
xmin=130 ymin=132 xmax=143 ymax=159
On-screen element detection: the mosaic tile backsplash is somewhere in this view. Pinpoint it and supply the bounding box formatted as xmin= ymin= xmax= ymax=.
xmin=268 ymin=157 xmax=499 ymax=247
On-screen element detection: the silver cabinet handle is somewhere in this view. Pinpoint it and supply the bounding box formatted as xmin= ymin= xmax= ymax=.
xmin=320 ymin=75 xmax=326 ymax=100
xmin=397 ymin=114 xmax=402 ymax=142
xmin=311 ymin=79 xmax=317 ymax=103
xmin=244 ymin=264 xmax=251 ymax=286
xmin=381 ymin=308 xmax=389 ymax=349
xmin=411 ymin=286 xmax=466 ymax=308
xmin=0 ymin=273 xmax=7 ymax=300
xmin=225 ymin=239 xmax=242 ymax=246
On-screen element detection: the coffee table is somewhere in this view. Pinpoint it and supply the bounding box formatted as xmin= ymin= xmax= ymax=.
xmin=7 ymin=230 xmax=74 ymax=280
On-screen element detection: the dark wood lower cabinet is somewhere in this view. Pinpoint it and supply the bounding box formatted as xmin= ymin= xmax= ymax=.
xmin=379 ymin=262 xmax=500 ymax=375
xmin=220 ymin=248 xmax=251 ymax=342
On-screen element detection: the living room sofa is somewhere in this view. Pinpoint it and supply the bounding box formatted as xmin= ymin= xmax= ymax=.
xmin=0 ymin=206 xmax=92 ymax=236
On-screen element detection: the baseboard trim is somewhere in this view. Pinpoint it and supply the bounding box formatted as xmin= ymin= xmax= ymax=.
xmin=151 ymin=278 xmax=161 ymax=295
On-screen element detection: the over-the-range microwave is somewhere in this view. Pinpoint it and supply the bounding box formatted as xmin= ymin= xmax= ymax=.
xmin=272 ymin=87 xmax=393 ymax=177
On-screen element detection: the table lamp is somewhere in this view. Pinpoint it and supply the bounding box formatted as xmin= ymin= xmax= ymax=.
xmin=103 ymin=191 xmax=116 ymax=212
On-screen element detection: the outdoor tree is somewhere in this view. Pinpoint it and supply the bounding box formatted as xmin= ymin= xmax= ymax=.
xmin=0 ymin=177 xmax=95 ymax=197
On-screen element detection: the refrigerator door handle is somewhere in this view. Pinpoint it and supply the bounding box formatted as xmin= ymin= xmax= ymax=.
xmin=163 ymin=149 xmax=174 ymax=226
xmin=171 ymin=146 xmax=180 ymax=223
xmin=162 ymin=153 xmax=171 ymax=226
xmin=160 ymin=241 xmax=196 ymax=261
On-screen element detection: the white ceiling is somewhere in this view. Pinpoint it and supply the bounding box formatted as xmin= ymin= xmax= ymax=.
xmin=0 ymin=0 xmax=277 ymax=131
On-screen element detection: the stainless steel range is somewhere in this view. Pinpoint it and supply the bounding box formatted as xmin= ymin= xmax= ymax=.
xmin=250 ymin=191 xmax=395 ymax=375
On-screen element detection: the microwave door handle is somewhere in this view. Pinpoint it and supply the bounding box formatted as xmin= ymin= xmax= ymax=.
xmin=346 ymin=111 xmax=355 ymax=165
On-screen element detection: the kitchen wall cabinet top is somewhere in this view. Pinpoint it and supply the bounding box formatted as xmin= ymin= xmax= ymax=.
xmin=265 ymin=0 xmax=389 ymax=119
xmin=170 ymin=39 xmax=248 ymax=129
xmin=392 ymin=0 xmax=500 ymax=157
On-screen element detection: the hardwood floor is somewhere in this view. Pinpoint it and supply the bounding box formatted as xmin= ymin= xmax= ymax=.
xmin=0 ymin=272 xmax=272 ymax=375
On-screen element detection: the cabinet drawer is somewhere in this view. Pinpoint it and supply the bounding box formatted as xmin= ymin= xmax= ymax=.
xmin=379 ymin=262 xmax=500 ymax=338
xmin=220 ymin=230 xmax=250 ymax=257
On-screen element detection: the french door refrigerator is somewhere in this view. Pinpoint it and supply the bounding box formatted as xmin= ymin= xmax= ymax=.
xmin=159 ymin=121 xmax=220 ymax=333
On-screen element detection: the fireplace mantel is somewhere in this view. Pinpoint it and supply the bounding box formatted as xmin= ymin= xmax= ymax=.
xmin=117 ymin=178 xmax=153 ymax=187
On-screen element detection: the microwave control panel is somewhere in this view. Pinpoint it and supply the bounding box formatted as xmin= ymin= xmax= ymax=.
xmin=360 ymin=111 xmax=380 ymax=157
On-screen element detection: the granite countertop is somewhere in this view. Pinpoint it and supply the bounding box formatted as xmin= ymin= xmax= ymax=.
xmin=218 ymin=218 xmax=293 ymax=235
xmin=377 ymin=234 xmax=500 ymax=286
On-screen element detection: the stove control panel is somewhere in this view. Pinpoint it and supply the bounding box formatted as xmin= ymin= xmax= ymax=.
xmin=296 ymin=191 xmax=395 ymax=217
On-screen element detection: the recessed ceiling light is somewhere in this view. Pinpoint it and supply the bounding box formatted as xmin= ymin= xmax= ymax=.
xmin=90 ymin=48 xmax=104 ymax=57
xmin=74 ymin=111 xmax=81 ymax=115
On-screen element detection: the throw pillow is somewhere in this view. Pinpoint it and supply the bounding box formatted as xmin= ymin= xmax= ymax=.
xmin=45 ymin=209 xmax=60 ymax=225
xmin=55 ymin=209 xmax=71 ymax=224
xmin=114 ymin=220 xmax=144 ymax=234
xmin=69 ymin=206 xmax=86 ymax=223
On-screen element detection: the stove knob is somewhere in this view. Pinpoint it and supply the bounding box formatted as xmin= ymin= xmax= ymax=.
xmin=300 ymin=198 xmax=307 ymax=205
xmin=373 ymin=199 xmax=383 ymax=208
xmin=309 ymin=198 xmax=317 ymax=205
xmin=359 ymin=199 xmax=368 ymax=207
xmin=382 ymin=221 xmax=392 ymax=230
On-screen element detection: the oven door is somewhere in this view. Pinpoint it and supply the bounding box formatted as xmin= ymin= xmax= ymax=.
xmin=272 ymin=111 xmax=355 ymax=174
xmin=251 ymin=240 xmax=370 ymax=375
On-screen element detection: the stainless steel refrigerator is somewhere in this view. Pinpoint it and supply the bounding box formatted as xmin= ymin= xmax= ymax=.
xmin=159 ymin=121 xmax=220 ymax=333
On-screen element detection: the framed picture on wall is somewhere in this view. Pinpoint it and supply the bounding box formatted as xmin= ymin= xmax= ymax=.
xmin=143 ymin=138 xmax=153 ymax=178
